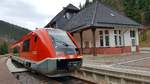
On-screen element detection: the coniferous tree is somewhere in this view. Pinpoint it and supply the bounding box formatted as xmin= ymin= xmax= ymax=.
xmin=79 ymin=3 xmax=82 ymax=9
xmin=80 ymin=0 xmax=150 ymax=24
xmin=0 ymin=42 xmax=8 ymax=55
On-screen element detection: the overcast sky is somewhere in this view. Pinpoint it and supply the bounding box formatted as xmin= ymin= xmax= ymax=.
xmin=0 ymin=0 xmax=86 ymax=30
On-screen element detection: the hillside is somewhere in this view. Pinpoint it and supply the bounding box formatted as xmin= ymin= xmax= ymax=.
xmin=0 ymin=20 xmax=30 ymax=44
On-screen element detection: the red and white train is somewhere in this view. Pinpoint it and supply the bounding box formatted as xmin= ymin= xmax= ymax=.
xmin=10 ymin=28 xmax=82 ymax=76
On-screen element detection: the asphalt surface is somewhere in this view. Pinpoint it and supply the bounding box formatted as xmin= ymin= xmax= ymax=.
xmin=84 ymin=53 xmax=150 ymax=64
xmin=112 ymin=56 xmax=150 ymax=71
xmin=84 ymin=53 xmax=150 ymax=71
xmin=0 ymin=57 xmax=19 ymax=84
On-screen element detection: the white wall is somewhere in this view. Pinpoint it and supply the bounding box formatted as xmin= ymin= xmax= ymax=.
xmin=74 ymin=33 xmax=81 ymax=48
xmin=95 ymin=29 xmax=115 ymax=47
xmin=122 ymin=28 xmax=131 ymax=46
xmin=82 ymin=29 xmax=93 ymax=48
xmin=73 ymin=28 xmax=139 ymax=48
xmin=135 ymin=29 xmax=139 ymax=45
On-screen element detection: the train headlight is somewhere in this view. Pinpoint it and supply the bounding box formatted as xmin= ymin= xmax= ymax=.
xmin=56 ymin=52 xmax=65 ymax=57
xmin=69 ymin=55 xmax=74 ymax=58
xmin=77 ymin=55 xmax=83 ymax=58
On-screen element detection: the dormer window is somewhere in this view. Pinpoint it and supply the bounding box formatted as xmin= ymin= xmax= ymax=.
xmin=64 ymin=12 xmax=71 ymax=20
xmin=110 ymin=13 xmax=115 ymax=16
xmin=51 ymin=22 xmax=57 ymax=28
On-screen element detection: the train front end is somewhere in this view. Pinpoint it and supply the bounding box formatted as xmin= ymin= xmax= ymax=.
xmin=46 ymin=28 xmax=82 ymax=76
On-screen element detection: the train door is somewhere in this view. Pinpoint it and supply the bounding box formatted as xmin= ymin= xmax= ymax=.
xmin=31 ymin=35 xmax=38 ymax=60
xmin=22 ymin=39 xmax=30 ymax=59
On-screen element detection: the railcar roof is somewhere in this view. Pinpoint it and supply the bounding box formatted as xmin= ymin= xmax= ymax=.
xmin=11 ymin=28 xmax=66 ymax=47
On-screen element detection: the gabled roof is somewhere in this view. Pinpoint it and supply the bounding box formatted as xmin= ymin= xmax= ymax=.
xmin=64 ymin=4 xmax=80 ymax=11
xmin=45 ymin=4 xmax=79 ymax=28
xmin=63 ymin=1 xmax=142 ymax=32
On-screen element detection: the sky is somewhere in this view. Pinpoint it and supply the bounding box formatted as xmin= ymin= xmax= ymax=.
xmin=0 ymin=0 xmax=86 ymax=30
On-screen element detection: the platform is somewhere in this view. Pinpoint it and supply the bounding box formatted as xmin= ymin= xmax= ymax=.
xmin=83 ymin=53 xmax=150 ymax=69
xmin=6 ymin=58 xmax=28 ymax=73
xmin=73 ymin=53 xmax=150 ymax=84
xmin=0 ymin=57 xmax=19 ymax=84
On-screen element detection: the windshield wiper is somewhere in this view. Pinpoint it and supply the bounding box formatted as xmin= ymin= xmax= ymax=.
xmin=51 ymin=36 xmax=72 ymax=47
xmin=55 ymin=40 xmax=70 ymax=47
xmin=53 ymin=38 xmax=70 ymax=47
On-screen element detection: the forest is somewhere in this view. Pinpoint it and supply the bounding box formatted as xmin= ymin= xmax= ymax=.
xmin=80 ymin=0 xmax=150 ymax=25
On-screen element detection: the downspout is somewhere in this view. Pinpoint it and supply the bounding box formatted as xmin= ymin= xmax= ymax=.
xmin=91 ymin=1 xmax=98 ymax=56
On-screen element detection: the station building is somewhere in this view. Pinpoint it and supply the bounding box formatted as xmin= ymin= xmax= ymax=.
xmin=45 ymin=1 xmax=143 ymax=56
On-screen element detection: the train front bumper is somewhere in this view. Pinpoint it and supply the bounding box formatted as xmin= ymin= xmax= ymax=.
xmin=32 ymin=58 xmax=82 ymax=76
xmin=57 ymin=58 xmax=82 ymax=71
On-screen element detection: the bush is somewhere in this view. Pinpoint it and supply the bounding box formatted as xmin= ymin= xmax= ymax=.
xmin=0 ymin=42 xmax=8 ymax=55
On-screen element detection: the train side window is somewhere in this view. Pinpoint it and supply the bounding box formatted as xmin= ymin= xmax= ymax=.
xmin=34 ymin=36 xmax=38 ymax=43
xmin=23 ymin=39 xmax=30 ymax=52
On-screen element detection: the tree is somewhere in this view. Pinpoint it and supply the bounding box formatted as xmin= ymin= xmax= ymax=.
xmin=80 ymin=0 xmax=150 ymax=24
xmin=123 ymin=0 xmax=150 ymax=23
xmin=79 ymin=3 xmax=82 ymax=9
xmin=80 ymin=0 xmax=92 ymax=9
xmin=0 ymin=42 xmax=8 ymax=55
xmin=85 ymin=0 xmax=90 ymax=7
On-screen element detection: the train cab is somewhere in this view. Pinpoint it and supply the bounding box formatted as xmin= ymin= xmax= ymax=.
xmin=10 ymin=28 xmax=82 ymax=76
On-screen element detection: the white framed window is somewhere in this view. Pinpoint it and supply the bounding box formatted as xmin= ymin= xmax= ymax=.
xmin=130 ymin=30 xmax=136 ymax=46
xmin=114 ymin=30 xmax=122 ymax=46
xmin=64 ymin=12 xmax=71 ymax=20
xmin=99 ymin=30 xmax=110 ymax=47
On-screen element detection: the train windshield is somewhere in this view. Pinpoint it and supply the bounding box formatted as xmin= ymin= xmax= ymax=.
xmin=47 ymin=29 xmax=78 ymax=55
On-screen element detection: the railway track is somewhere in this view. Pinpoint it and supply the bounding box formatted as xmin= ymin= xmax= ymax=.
xmin=7 ymin=58 xmax=93 ymax=84
xmin=13 ymin=72 xmax=92 ymax=84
